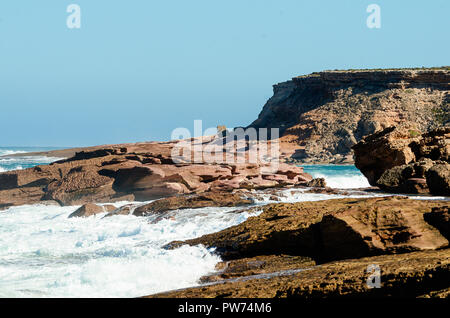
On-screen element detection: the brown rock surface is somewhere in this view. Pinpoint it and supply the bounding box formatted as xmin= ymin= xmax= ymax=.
xmin=0 ymin=142 xmax=311 ymax=209
xmin=165 ymin=197 xmax=449 ymax=262
xmin=68 ymin=203 xmax=115 ymax=218
xmin=426 ymin=163 xmax=450 ymax=195
xmin=250 ymin=68 xmax=450 ymax=164
xmin=148 ymin=249 xmax=450 ymax=298
xmin=353 ymin=125 xmax=450 ymax=195
xmin=199 ymin=255 xmax=316 ymax=283
xmin=353 ymin=125 xmax=422 ymax=185
xmin=423 ymin=206 xmax=450 ymax=240
xmin=132 ymin=192 xmax=253 ymax=216
xmin=306 ymin=177 xmax=327 ymax=188
xmin=103 ymin=204 xmax=135 ymax=217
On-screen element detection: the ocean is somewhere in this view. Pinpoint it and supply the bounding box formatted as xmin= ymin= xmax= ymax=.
xmin=302 ymin=164 xmax=371 ymax=189
xmin=0 ymin=148 xmax=376 ymax=297
xmin=0 ymin=147 xmax=63 ymax=172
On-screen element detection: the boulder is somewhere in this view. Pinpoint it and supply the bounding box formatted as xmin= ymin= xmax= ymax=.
xmin=376 ymin=159 xmax=434 ymax=193
xmin=45 ymin=166 xmax=116 ymax=205
xmin=426 ymin=163 xmax=450 ymax=196
xmin=353 ymin=125 xmax=450 ymax=195
xmin=133 ymin=192 xmax=253 ymax=216
xmin=103 ymin=204 xmax=135 ymax=217
xmin=352 ymin=125 xmax=420 ymax=185
xmin=69 ymin=203 xmax=109 ymax=218
xmin=306 ymin=178 xmax=327 ymax=188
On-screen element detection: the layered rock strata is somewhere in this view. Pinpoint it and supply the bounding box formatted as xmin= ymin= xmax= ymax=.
xmin=249 ymin=68 xmax=449 ymax=163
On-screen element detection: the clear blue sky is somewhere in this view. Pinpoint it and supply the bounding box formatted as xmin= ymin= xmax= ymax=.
xmin=0 ymin=0 xmax=448 ymax=147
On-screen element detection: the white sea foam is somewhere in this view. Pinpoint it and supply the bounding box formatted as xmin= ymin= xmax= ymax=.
xmin=0 ymin=203 xmax=262 ymax=298
xmin=0 ymin=150 xmax=29 ymax=156
xmin=0 ymin=188 xmax=386 ymax=298
xmin=0 ymin=159 xmax=440 ymax=298
xmin=0 ymin=156 xmax=63 ymax=172
xmin=250 ymin=188 xmax=385 ymax=205
xmin=311 ymin=173 xmax=371 ymax=189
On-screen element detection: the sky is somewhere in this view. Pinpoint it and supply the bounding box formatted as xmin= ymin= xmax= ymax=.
xmin=0 ymin=0 xmax=448 ymax=147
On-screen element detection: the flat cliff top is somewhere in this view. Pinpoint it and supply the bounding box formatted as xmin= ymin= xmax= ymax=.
xmin=295 ymin=66 xmax=450 ymax=77
xmin=291 ymin=67 xmax=450 ymax=87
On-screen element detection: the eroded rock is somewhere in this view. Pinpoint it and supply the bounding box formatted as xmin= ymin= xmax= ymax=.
xmin=148 ymin=249 xmax=450 ymax=298
xmin=353 ymin=125 xmax=450 ymax=195
xmin=68 ymin=203 xmax=115 ymax=218
xmin=0 ymin=145 xmax=313 ymax=208
xmin=133 ymin=192 xmax=253 ymax=216
xmin=165 ymin=197 xmax=449 ymax=262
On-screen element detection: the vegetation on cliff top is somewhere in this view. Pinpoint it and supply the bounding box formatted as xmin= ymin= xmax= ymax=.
xmin=295 ymin=66 xmax=450 ymax=78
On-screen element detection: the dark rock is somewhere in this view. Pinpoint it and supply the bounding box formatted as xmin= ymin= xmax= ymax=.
xmin=148 ymin=249 xmax=450 ymax=298
xmin=426 ymin=163 xmax=450 ymax=196
xmin=424 ymin=207 xmax=450 ymax=240
xmin=103 ymin=204 xmax=134 ymax=217
xmin=306 ymin=178 xmax=327 ymax=188
xmin=353 ymin=125 xmax=450 ymax=195
xmin=69 ymin=203 xmax=106 ymax=218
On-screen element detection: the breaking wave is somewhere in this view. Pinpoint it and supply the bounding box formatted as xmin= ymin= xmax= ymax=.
xmin=303 ymin=165 xmax=371 ymax=189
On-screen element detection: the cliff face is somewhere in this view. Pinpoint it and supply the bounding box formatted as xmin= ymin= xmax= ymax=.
xmin=249 ymin=68 xmax=450 ymax=163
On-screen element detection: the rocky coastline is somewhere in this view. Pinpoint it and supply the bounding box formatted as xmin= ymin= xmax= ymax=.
xmin=149 ymin=196 xmax=449 ymax=298
xmin=0 ymin=140 xmax=314 ymax=210
xmin=0 ymin=68 xmax=449 ymax=298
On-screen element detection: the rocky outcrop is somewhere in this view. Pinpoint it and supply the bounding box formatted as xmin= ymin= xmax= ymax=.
xmin=0 ymin=142 xmax=312 ymax=209
xmin=199 ymin=254 xmax=316 ymax=283
xmin=149 ymin=249 xmax=450 ymax=298
xmin=68 ymin=203 xmax=115 ymax=218
xmin=153 ymin=196 xmax=450 ymax=298
xmin=353 ymin=125 xmax=450 ymax=195
xmin=165 ymin=196 xmax=449 ymax=262
xmin=132 ymin=192 xmax=253 ymax=216
xmin=249 ymin=68 xmax=449 ymax=163
xmin=426 ymin=163 xmax=450 ymax=195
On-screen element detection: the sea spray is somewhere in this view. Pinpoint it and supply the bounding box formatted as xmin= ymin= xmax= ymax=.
xmin=0 ymin=203 xmax=262 ymax=297
xmin=303 ymin=165 xmax=371 ymax=189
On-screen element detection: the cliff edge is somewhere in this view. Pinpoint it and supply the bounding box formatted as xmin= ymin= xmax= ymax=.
xmin=249 ymin=68 xmax=450 ymax=163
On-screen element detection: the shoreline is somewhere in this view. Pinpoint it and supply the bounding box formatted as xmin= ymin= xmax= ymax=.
xmin=0 ymin=150 xmax=448 ymax=297
xmin=2 ymin=185 xmax=448 ymax=298
xmin=0 ymin=145 xmax=358 ymax=166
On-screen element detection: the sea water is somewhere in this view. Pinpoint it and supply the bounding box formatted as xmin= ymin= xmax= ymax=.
xmin=0 ymin=147 xmax=62 ymax=172
xmin=0 ymin=149 xmax=375 ymax=297
xmin=303 ymin=164 xmax=371 ymax=188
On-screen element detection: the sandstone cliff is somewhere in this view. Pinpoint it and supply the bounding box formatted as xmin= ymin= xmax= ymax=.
xmin=249 ymin=68 xmax=450 ymax=163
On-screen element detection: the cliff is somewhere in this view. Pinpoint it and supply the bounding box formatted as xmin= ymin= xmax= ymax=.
xmin=249 ymin=68 xmax=450 ymax=163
